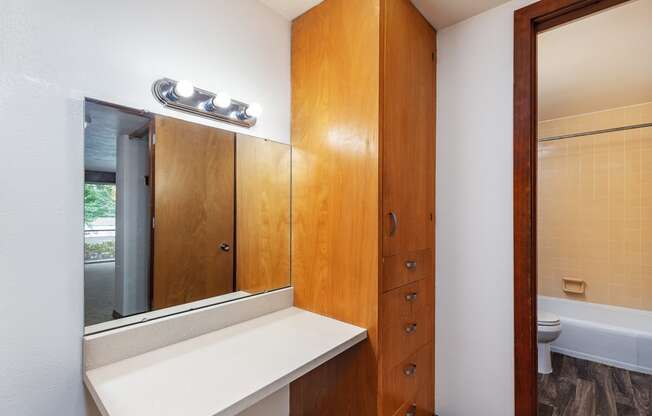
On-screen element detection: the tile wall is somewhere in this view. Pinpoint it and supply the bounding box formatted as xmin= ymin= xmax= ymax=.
xmin=537 ymin=102 xmax=652 ymax=309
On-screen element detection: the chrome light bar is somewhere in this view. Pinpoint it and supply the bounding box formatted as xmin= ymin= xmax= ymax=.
xmin=152 ymin=78 xmax=261 ymax=128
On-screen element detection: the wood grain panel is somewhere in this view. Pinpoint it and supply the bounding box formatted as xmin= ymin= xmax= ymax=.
xmin=381 ymin=278 xmax=434 ymax=371
xmin=289 ymin=0 xmax=380 ymax=413
xmin=381 ymin=341 xmax=434 ymax=416
xmin=382 ymin=249 xmax=433 ymax=292
xmin=381 ymin=280 xmax=420 ymax=326
xmin=382 ymin=349 xmax=419 ymax=416
xmin=414 ymin=342 xmax=435 ymax=415
xmin=381 ymin=0 xmax=436 ymax=257
xmin=235 ymin=134 xmax=291 ymax=294
xmin=152 ymin=116 xmax=234 ymax=309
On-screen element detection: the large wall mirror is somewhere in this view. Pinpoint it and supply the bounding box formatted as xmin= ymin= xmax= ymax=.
xmin=83 ymin=99 xmax=290 ymax=333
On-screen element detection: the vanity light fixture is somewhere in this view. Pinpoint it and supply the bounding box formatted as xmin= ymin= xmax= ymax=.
xmin=152 ymin=78 xmax=261 ymax=128
xmin=213 ymin=92 xmax=232 ymax=109
xmin=174 ymin=80 xmax=195 ymax=98
xmin=246 ymin=102 xmax=263 ymax=118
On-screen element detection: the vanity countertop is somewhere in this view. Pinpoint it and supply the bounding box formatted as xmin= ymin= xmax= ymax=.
xmin=84 ymin=307 xmax=367 ymax=416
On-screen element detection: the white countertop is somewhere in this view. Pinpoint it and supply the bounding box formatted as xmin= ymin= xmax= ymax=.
xmin=85 ymin=307 xmax=367 ymax=416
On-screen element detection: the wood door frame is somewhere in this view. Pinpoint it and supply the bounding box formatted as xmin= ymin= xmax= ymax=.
xmin=513 ymin=0 xmax=630 ymax=413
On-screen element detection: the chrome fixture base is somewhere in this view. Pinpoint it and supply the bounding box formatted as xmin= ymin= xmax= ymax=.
xmin=152 ymin=78 xmax=257 ymax=128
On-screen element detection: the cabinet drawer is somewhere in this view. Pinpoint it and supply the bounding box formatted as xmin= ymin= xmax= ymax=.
xmin=383 ymin=342 xmax=434 ymax=416
xmin=382 ymin=350 xmax=419 ymax=416
xmin=383 ymin=249 xmax=432 ymax=292
xmin=382 ymin=278 xmax=434 ymax=326
xmin=381 ymin=278 xmax=434 ymax=370
xmin=415 ymin=343 xmax=435 ymax=415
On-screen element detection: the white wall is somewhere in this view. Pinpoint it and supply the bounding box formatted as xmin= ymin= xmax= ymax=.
xmin=115 ymin=134 xmax=150 ymax=317
xmin=435 ymin=0 xmax=534 ymax=414
xmin=239 ymin=387 xmax=289 ymax=416
xmin=0 ymin=1 xmax=290 ymax=415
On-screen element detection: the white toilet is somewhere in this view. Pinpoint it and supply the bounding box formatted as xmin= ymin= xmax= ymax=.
xmin=537 ymin=311 xmax=561 ymax=374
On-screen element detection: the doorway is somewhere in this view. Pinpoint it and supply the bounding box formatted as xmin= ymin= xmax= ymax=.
xmin=513 ymin=0 xmax=652 ymax=413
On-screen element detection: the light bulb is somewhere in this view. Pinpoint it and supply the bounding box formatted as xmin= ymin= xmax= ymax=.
xmin=213 ymin=92 xmax=231 ymax=109
xmin=246 ymin=102 xmax=263 ymax=118
xmin=174 ymin=80 xmax=194 ymax=98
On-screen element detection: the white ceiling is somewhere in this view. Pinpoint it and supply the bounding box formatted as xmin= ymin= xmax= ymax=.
xmin=259 ymin=0 xmax=511 ymax=29
xmin=538 ymin=0 xmax=652 ymax=120
xmin=411 ymin=0 xmax=511 ymax=28
xmin=84 ymin=101 xmax=150 ymax=173
xmin=258 ymin=0 xmax=323 ymax=20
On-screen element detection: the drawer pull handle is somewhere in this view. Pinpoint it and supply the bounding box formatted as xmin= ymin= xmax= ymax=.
xmin=404 ymin=323 xmax=417 ymax=334
xmin=406 ymin=405 xmax=417 ymax=416
xmin=405 ymin=260 xmax=417 ymax=270
xmin=389 ymin=212 xmax=398 ymax=237
xmin=405 ymin=292 xmax=418 ymax=302
xmin=403 ymin=363 xmax=417 ymax=377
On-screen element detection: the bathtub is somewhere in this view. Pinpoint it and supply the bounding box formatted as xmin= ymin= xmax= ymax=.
xmin=538 ymin=296 xmax=652 ymax=375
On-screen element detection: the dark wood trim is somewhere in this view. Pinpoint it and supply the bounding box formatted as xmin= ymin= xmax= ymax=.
xmin=513 ymin=0 xmax=630 ymax=414
xmin=514 ymin=5 xmax=537 ymax=413
xmin=534 ymin=0 xmax=630 ymax=31
xmin=85 ymin=170 xmax=116 ymax=184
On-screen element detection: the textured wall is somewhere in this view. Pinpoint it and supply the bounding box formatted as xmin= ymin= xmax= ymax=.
xmin=0 ymin=1 xmax=290 ymax=415
xmin=435 ymin=0 xmax=534 ymax=414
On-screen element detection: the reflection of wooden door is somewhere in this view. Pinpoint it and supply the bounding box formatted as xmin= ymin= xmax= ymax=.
xmin=152 ymin=116 xmax=235 ymax=309
xmin=382 ymin=0 xmax=436 ymax=256
xmin=235 ymin=134 xmax=291 ymax=294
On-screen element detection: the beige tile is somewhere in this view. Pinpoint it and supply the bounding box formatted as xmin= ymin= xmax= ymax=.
xmin=586 ymin=280 xmax=610 ymax=304
xmin=640 ymin=279 xmax=652 ymax=310
xmin=538 ymin=102 xmax=652 ymax=310
xmin=609 ymin=284 xmax=643 ymax=309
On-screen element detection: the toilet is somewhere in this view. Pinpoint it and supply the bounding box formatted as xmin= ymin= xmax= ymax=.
xmin=537 ymin=311 xmax=561 ymax=374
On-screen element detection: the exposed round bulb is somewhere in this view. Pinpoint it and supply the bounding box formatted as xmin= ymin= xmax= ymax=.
xmin=174 ymin=80 xmax=195 ymax=98
xmin=213 ymin=92 xmax=231 ymax=109
xmin=246 ymin=102 xmax=263 ymax=118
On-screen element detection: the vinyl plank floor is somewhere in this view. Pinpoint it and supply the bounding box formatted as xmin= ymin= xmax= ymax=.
xmin=538 ymin=353 xmax=652 ymax=416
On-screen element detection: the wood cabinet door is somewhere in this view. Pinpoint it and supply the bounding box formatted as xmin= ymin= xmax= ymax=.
xmin=382 ymin=0 xmax=436 ymax=257
xmin=152 ymin=116 xmax=235 ymax=309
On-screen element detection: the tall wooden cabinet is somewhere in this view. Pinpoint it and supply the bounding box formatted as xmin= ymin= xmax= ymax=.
xmin=290 ymin=0 xmax=436 ymax=414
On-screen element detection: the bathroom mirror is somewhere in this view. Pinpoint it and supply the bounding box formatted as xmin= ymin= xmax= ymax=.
xmin=83 ymin=99 xmax=290 ymax=332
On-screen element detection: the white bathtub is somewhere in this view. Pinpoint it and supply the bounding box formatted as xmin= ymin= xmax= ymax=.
xmin=539 ymin=296 xmax=652 ymax=375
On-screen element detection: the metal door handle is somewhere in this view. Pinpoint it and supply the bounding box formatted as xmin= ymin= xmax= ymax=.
xmin=220 ymin=243 xmax=231 ymax=252
xmin=404 ymin=323 xmax=417 ymax=334
xmin=405 ymin=260 xmax=417 ymax=270
xmin=405 ymin=292 xmax=418 ymax=302
xmin=389 ymin=211 xmax=398 ymax=237
xmin=406 ymin=405 xmax=417 ymax=416
xmin=403 ymin=363 xmax=417 ymax=377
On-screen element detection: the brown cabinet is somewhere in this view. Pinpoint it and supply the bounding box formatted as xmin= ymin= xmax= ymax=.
xmin=383 ymin=249 xmax=434 ymax=293
xmin=382 ymin=0 xmax=436 ymax=258
xmin=290 ymin=0 xmax=436 ymax=414
xmin=382 ymin=278 xmax=435 ymax=371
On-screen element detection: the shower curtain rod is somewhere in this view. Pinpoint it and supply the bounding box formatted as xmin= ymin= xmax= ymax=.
xmin=538 ymin=121 xmax=652 ymax=142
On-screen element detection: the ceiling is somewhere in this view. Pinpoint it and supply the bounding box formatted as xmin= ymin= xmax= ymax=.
xmin=258 ymin=0 xmax=511 ymax=29
xmin=258 ymin=0 xmax=323 ymax=20
xmin=84 ymin=101 xmax=150 ymax=173
xmin=411 ymin=0 xmax=511 ymax=28
xmin=538 ymin=0 xmax=652 ymax=120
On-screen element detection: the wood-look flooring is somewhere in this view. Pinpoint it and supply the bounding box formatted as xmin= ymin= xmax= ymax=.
xmin=538 ymin=353 xmax=652 ymax=416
